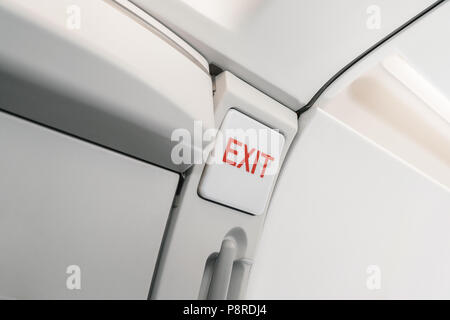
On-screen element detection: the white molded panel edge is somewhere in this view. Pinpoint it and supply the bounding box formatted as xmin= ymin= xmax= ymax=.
xmin=0 ymin=0 xmax=214 ymax=172
xmin=151 ymin=72 xmax=297 ymax=299
xmin=0 ymin=111 xmax=179 ymax=299
xmin=132 ymin=0 xmax=435 ymax=108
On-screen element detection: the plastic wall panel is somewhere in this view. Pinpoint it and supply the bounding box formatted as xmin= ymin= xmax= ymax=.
xmin=0 ymin=111 xmax=178 ymax=299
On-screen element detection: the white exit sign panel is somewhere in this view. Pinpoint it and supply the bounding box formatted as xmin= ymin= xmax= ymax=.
xmin=198 ymin=109 xmax=285 ymax=215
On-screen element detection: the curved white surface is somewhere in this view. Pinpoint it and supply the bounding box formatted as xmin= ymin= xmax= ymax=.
xmin=132 ymin=0 xmax=435 ymax=108
xmin=0 ymin=0 xmax=214 ymax=172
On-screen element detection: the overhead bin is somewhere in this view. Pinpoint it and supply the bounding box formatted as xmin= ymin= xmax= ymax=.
xmin=0 ymin=0 xmax=215 ymax=172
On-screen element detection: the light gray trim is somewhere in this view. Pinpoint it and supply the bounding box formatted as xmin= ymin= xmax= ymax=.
xmin=109 ymin=0 xmax=210 ymax=75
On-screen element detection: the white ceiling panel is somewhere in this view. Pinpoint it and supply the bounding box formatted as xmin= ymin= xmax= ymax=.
xmin=132 ymin=0 xmax=436 ymax=109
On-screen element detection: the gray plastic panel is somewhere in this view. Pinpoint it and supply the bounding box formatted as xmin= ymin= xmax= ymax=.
xmin=0 ymin=111 xmax=179 ymax=299
xmin=0 ymin=0 xmax=214 ymax=172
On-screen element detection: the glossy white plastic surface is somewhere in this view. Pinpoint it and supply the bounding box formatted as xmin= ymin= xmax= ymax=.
xmin=247 ymin=3 xmax=450 ymax=299
xmin=132 ymin=0 xmax=434 ymax=108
